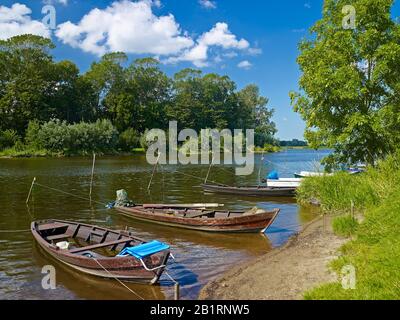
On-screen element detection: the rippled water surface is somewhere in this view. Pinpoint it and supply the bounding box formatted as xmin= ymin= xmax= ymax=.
xmin=0 ymin=149 xmax=329 ymax=300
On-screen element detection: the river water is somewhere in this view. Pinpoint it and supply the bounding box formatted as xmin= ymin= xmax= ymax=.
xmin=0 ymin=149 xmax=330 ymax=300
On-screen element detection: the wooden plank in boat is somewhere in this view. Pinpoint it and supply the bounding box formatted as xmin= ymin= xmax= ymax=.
xmin=69 ymin=238 xmax=133 ymax=253
xmin=47 ymin=234 xmax=69 ymax=241
xmin=184 ymin=211 xmax=214 ymax=219
xmin=38 ymin=222 xmax=69 ymax=231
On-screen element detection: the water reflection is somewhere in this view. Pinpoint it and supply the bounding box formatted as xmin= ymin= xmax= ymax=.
xmin=0 ymin=150 xmax=329 ymax=300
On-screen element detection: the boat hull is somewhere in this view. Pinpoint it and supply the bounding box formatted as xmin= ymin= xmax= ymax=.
xmin=31 ymin=220 xmax=170 ymax=284
xmin=115 ymin=207 xmax=280 ymax=233
xmin=201 ymin=184 xmax=296 ymax=197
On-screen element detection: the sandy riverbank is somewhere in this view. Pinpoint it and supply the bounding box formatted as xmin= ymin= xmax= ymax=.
xmin=199 ymin=215 xmax=347 ymax=300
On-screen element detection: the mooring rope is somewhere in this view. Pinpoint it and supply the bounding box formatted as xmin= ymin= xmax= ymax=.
xmin=0 ymin=229 xmax=31 ymax=233
xmin=34 ymin=182 xmax=107 ymax=206
xmin=91 ymin=258 xmax=145 ymax=300
xmin=167 ymin=169 xmax=226 ymax=186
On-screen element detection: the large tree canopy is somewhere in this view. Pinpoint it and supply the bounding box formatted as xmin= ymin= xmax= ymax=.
xmin=0 ymin=35 xmax=94 ymax=134
xmin=291 ymin=0 xmax=400 ymax=167
xmin=0 ymin=35 xmax=277 ymax=148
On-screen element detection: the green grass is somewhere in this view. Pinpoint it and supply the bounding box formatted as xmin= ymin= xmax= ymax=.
xmin=0 ymin=146 xmax=147 ymax=157
xmin=332 ymin=215 xmax=359 ymax=237
xmin=0 ymin=147 xmax=54 ymax=157
xmin=298 ymin=153 xmax=400 ymax=299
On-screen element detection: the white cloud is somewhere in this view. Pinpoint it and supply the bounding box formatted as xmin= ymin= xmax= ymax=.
xmin=42 ymin=0 xmax=69 ymax=5
xmin=0 ymin=3 xmax=51 ymax=40
xmin=223 ymin=51 xmax=238 ymax=58
xmin=56 ymin=0 xmax=194 ymax=56
xmin=167 ymin=22 xmax=250 ymax=67
xmin=304 ymin=3 xmax=311 ymax=9
xmin=199 ymin=0 xmax=217 ymax=9
xmin=237 ymin=60 xmax=252 ymax=70
xmin=248 ymin=47 xmax=262 ymax=55
xmin=54 ymin=0 xmax=253 ymax=67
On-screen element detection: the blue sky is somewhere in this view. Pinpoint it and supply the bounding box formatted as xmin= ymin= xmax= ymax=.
xmin=1 ymin=0 xmax=400 ymax=140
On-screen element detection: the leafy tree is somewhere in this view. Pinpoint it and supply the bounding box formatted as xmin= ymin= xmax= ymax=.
xmin=0 ymin=35 xmax=56 ymax=134
xmin=84 ymin=52 xmax=128 ymax=117
xmin=168 ymin=69 xmax=204 ymax=130
xmin=122 ymin=58 xmax=171 ymax=132
xmin=291 ymin=0 xmax=400 ymax=167
xmin=238 ymin=84 xmax=277 ymax=144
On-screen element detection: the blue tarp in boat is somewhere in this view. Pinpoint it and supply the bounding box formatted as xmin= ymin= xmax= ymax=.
xmin=117 ymin=240 xmax=170 ymax=259
xmin=267 ymin=170 xmax=279 ymax=180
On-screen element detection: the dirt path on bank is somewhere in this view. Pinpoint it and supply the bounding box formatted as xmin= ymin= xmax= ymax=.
xmin=199 ymin=216 xmax=347 ymax=300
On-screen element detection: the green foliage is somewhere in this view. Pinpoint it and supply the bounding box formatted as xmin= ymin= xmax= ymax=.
xmin=332 ymin=215 xmax=359 ymax=237
xmin=0 ymin=129 xmax=19 ymax=150
xmin=118 ymin=128 xmax=141 ymax=151
xmin=25 ymin=120 xmax=42 ymax=149
xmin=297 ymin=151 xmax=400 ymax=211
xmin=0 ymin=34 xmax=277 ymax=155
xmin=300 ymin=152 xmax=400 ymax=299
xmin=306 ymin=190 xmax=400 ymax=299
xmin=291 ymin=0 xmax=400 ymax=167
xmin=35 ymin=119 xmax=118 ymax=155
xmin=280 ymin=139 xmax=308 ymax=147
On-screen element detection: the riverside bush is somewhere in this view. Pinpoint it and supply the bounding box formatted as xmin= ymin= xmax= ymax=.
xmin=118 ymin=128 xmax=141 ymax=151
xmin=32 ymin=119 xmax=118 ymax=155
xmin=0 ymin=129 xmax=19 ymax=150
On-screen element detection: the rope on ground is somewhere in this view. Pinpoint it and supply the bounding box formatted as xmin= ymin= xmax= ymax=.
xmin=91 ymin=258 xmax=145 ymax=300
xmin=34 ymin=182 xmax=107 ymax=206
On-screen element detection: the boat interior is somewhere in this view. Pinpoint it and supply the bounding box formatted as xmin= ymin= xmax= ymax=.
xmin=133 ymin=206 xmax=267 ymax=219
xmin=35 ymin=220 xmax=144 ymax=258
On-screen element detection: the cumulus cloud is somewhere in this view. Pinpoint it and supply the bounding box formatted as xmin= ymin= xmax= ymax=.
xmin=55 ymin=1 xmax=252 ymax=67
xmin=167 ymin=22 xmax=250 ymax=67
xmin=199 ymin=0 xmax=217 ymax=9
xmin=56 ymin=0 xmax=194 ymax=56
xmin=0 ymin=3 xmax=51 ymax=40
xmin=237 ymin=60 xmax=252 ymax=69
xmin=248 ymin=47 xmax=262 ymax=55
xmin=43 ymin=0 xmax=69 ymax=5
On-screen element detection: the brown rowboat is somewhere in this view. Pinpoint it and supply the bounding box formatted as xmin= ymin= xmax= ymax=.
xmin=31 ymin=219 xmax=171 ymax=284
xmin=201 ymin=183 xmax=296 ymax=197
xmin=115 ymin=205 xmax=280 ymax=233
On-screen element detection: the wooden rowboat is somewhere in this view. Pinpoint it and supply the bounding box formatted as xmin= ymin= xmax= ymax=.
xmin=266 ymin=178 xmax=302 ymax=188
xmin=115 ymin=205 xmax=280 ymax=233
xmin=31 ymin=219 xmax=171 ymax=284
xmin=201 ymin=183 xmax=296 ymax=197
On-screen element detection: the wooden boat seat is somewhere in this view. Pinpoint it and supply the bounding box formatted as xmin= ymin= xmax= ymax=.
xmin=184 ymin=211 xmax=214 ymax=219
xmin=38 ymin=223 xmax=69 ymax=232
xmin=69 ymin=238 xmax=133 ymax=254
xmin=47 ymin=234 xmax=70 ymax=241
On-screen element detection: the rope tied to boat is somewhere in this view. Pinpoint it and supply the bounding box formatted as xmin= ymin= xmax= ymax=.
xmin=0 ymin=229 xmax=31 ymax=233
xmin=91 ymin=257 xmax=145 ymax=300
xmin=32 ymin=182 xmax=108 ymax=206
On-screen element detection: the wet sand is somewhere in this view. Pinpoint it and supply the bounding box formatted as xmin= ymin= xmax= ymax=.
xmin=199 ymin=215 xmax=346 ymax=300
